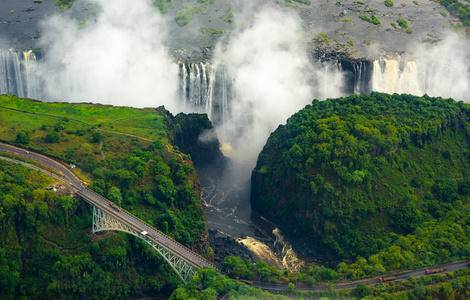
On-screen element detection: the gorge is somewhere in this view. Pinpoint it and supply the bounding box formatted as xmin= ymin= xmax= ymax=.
xmin=1 ymin=0 xmax=470 ymax=285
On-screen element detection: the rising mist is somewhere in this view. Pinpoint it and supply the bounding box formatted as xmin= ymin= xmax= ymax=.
xmin=211 ymin=4 xmax=346 ymax=178
xmin=36 ymin=0 xmax=180 ymax=112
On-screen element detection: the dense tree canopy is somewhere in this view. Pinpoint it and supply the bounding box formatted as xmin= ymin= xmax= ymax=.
xmin=252 ymin=93 xmax=470 ymax=269
xmin=0 ymin=95 xmax=215 ymax=299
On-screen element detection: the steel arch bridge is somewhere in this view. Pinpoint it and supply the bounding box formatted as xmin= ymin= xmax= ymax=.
xmin=92 ymin=206 xmax=199 ymax=283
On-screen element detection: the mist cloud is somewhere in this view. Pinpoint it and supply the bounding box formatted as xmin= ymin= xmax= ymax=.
xmin=212 ymin=5 xmax=346 ymax=176
xmin=37 ymin=0 xmax=180 ymax=111
xmin=411 ymin=34 xmax=470 ymax=100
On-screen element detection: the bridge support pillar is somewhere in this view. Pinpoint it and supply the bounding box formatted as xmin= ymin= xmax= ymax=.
xmin=92 ymin=206 xmax=198 ymax=283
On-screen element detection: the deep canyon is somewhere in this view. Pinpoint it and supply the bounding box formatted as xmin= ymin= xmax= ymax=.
xmin=1 ymin=0 xmax=470 ymax=271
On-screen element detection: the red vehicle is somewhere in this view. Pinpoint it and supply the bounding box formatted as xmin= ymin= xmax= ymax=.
xmin=426 ymin=268 xmax=443 ymax=275
xmin=109 ymin=202 xmax=122 ymax=212
xmin=379 ymin=276 xmax=396 ymax=283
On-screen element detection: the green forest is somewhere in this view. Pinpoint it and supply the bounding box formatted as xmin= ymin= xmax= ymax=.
xmin=3 ymin=94 xmax=470 ymax=299
xmin=252 ymin=93 xmax=470 ymax=276
xmin=0 ymin=95 xmax=213 ymax=298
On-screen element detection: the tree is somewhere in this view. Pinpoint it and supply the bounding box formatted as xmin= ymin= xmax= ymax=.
xmin=14 ymin=173 xmax=25 ymax=185
xmin=91 ymin=132 xmax=102 ymax=143
xmin=16 ymin=132 xmax=30 ymax=144
xmin=222 ymin=256 xmax=253 ymax=279
xmin=353 ymin=283 xmax=370 ymax=298
xmin=45 ymin=131 xmax=60 ymax=143
xmin=433 ymin=178 xmax=458 ymax=202
xmin=155 ymin=175 xmax=176 ymax=204
xmin=107 ymin=187 xmax=122 ymax=205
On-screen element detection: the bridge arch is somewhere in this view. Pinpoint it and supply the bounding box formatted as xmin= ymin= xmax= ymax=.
xmin=92 ymin=206 xmax=198 ymax=283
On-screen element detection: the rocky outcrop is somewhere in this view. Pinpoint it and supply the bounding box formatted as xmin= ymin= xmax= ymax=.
xmin=208 ymin=230 xmax=254 ymax=266
xmin=169 ymin=112 xmax=227 ymax=168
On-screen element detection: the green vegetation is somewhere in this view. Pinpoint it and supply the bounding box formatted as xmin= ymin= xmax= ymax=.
xmin=413 ymin=0 xmax=419 ymax=5
xmin=276 ymin=0 xmax=311 ymax=6
xmin=391 ymin=22 xmax=397 ymax=29
xmin=397 ymin=17 xmax=409 ymax=28
xmin=252 ymin=93 xmax=470 ymax=270
xmin=0 ymin=160 xmax=187 ymax=298
xmin=0 ymin=95 xmax=213 ymax=298
xmin=437 ymin=0 xmax=470 ymax=26
xmin=154 ymin=0 xmax=174 ymax=15
xmin=384 ymin=0 xmax=394 ymax=6
xmin=199 ymin=257 xmax=470 ymax=299
xmin=220 ymin=8 xmax=234 ymax=23
xmin=440 ymin=10 xmax=449 ymax=16
xmin=175 ymin=6 xmax=194 ymax=26
xmin=406 ymin=28 xmax=413 ymax=34
xmin=199 ymin=27 xmax=224 ymax=36
xmin=170 ymin=268 xmax=292 ymax=299
xmin=359 ymin=14 xmax=381 ymax=25
xmin=55 ymin=0 xmax=74 ymax=10
xmin=347 ymin=40 xmax=354 ymax=46
xmin=16 ymin=132 xmax=30 ymax=145
xmin=315 ymin=33 xmax=330 ymax=44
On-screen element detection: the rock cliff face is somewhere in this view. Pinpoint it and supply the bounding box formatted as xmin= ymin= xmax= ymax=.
xmin=0 ymin=0 xmax=456 ymax=60
xmin=169 ymin=112 xmax=226 ymax=168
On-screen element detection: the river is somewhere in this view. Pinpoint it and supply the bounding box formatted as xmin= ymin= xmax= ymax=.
xmin=198 ymin=165 xmax=306 ymax=271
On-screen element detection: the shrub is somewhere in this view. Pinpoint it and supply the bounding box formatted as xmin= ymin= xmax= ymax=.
xmin=384 ymin=0 xmax=394 ymax=6
xmin=353 ymin=283 xmax=371 ymax=298
xmin=55 ymin=0 xmax=74 ymax=10
xmin=45 ymin=131 xmax=60 ymax=143
xmin=406 ymin=28 xmax=413 ymax=34
xmin=16 ymin=132 xmax=30 ymax=145
xmin=396 ymin=18 xmax=408 ymax=28
xmin=154 ymin=0 xmax=171 ymax=15
xmin=359 ymin=14 xmax=381 ymax=25
xmin=413 ymin=0 xmax=419 ymax=4
xmin=347 ymin=40 xmax=354 ymax=46
xmin=440 ymin=10 xmax=448 ymax=17
xmin=371 ymin=15 xmax=381 ymax=24
xmin=175 ymin=6 xmax=194 ymax=26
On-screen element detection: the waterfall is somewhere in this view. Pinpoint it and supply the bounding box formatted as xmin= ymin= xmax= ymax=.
xmin=0 ymin=49 xmax=40 ymax=99
xmin=2 ymin=52 xmax=467 ymax=120
xmin=237 ymin=228 xmax=304 ymax=272
xmin=370 ymin=56 xmax=469 ymax=99
xmin=179 ymin=62 xmax=232 ymax=126
xmin=273 ymin=228 xmax=304 ymax=272
xmin=353 ymin=61 xmax=371 ymax=95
